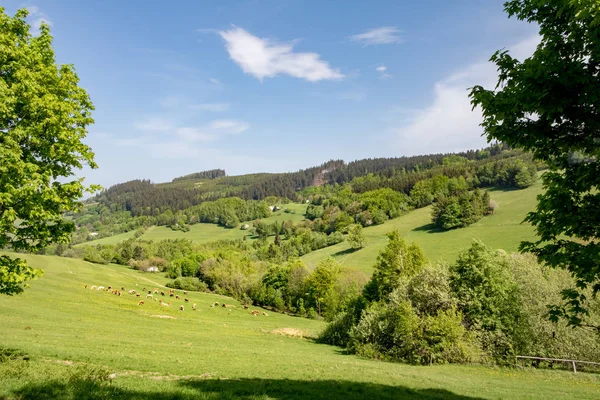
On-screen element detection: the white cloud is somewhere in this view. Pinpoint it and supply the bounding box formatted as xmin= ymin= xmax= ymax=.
xmin=218 ymin=27 xmax=344 ymax=82
xmin=190 ymin=103 xmax=230 ymax=112
xmin=133 ymin=117 xmax=173 ymax=132
xmin=209 ymin=78 xmax=221 ymax=84
xmin=392 ymin=35 xmax=540 ymax=154
xmin=349 ymin=27 xmax=404 ymax=46
xmin=27 ymin=6 xmax=52 ymax=35
xmin=376 ymin=65 xmax=392 ymax=79
xmin=209 ymin=119 xmax=249 ymax=134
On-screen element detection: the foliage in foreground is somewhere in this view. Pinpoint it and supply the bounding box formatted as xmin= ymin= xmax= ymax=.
xmin=0 ymin=8 xmax=97 ymax=295
xmin=470 ymin=0 xmax=600 ymax=328
xmin=320 ymin=235 xmax=600 ymax=366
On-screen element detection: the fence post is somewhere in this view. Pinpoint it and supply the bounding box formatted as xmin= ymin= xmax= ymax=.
xmin=572 ymin=361 xmax=577 ymax=373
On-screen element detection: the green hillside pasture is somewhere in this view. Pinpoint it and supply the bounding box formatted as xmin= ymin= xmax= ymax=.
xmin=139 ymin=203 xmax=307 ymax=244
xmin=1 ymin=253 xmax=598 ymax=399
xmin=75 ymin=230 xmax=138 ymax=247
xmin=302 ymin=181 xmax=542 ymax=274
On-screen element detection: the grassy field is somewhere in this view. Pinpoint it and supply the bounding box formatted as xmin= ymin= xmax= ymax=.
xmin=302 ymin=181 xmax=543 ymax=274
xmin=77 ymin=203 xmax=307 ymax=247
xmin=1 ymin=253 xmax=599 ymax=399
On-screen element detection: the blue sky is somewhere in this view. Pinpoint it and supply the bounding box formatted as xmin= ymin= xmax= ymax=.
xmin=5 ymin=1 xmax=538 ymax=188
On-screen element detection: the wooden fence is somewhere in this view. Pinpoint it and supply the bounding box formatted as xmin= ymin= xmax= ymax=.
xmin=516 ymin=355 xmax=600 ymax=373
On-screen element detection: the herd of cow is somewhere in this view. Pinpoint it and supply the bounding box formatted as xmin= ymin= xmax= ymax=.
xmin=83 ymin=284 xmax=268 ymax=316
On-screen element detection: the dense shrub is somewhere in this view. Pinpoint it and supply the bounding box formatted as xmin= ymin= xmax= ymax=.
xmin=165 ymin=277 xmax=209 ymax=292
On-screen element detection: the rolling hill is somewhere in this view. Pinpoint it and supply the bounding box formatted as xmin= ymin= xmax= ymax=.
xmin=1 ymin=253 xmax=598 ymax=399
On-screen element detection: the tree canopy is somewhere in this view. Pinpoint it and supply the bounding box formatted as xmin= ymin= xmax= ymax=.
xmin=0 ymin=8 xmax=97 ymax=294
xmin=470 ymin=0 xmax=600 ymax=328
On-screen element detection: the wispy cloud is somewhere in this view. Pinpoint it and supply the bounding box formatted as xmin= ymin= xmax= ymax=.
xmin=349 ymin=27 xmax=404 ymax=46
xmin=27 ymin=6 xmax=52 ymax=35
xmin=376 ymin=65 xmax=392 ymax=79
xmin=133 ymin=117 xmax=173 ymax=132
xmin=209 ymin=119 xmax=249 ymax=133
xmin=391 ymin=35 xmax=540 ymax=154
xmin=209 ymin=78 xmax=220 ymax=84
xmin=218 ymin=27 xmax=344 ymax=82
xmin=190 ymin=103 xmax=230 ymax=112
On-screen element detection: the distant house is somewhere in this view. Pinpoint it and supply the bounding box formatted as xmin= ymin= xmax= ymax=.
xmin=147 ymin=266 xmax=159 ymax=273
xmin=240 ymin=224 xmax=250 ymax=230
xmin=89 ymin=232 xmax=99 ymax=237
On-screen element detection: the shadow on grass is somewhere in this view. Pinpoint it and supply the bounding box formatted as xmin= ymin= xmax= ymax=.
xmin=12 ymin=377 xmax=485 ymax=400
xmin=331 ymin=248 xmax=358 ymax=257
xmin=411 ymin=223 xmax=445 ymax=234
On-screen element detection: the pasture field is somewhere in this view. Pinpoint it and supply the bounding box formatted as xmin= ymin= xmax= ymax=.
xmin=302 ymin=181 xmax=543 ymax=274
xmin=77 ymin=203 xmax=307 ymax=247
xmin=1 ymin=253 xmax=599 ymax=399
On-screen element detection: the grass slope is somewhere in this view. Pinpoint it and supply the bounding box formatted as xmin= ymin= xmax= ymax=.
xmin=302 ymin=181 xmax=543 ymax=274
xmin=1 ymin=253 xmax=599 ymax=399
xmin=78 ymin=204 xmax=307 ymax=247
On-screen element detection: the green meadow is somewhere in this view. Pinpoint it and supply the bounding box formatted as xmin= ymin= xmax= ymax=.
xmin=1 ymin=253 xmax=598 ymax=399
xmin=77 ymin=203 xmax=307 ymax=247
xmin=302 ymin=181 xmax=543 ymax=274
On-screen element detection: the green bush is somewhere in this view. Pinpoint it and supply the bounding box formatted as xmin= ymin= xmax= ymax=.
xmin=165 ymin=277 xmax=209 ymax=292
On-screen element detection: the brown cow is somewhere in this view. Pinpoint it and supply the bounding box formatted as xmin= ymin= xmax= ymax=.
xmin=175 ymin=295 xmax=180 ymax=300
xmin=83 ymin=284 xmax=88 ymax=289
xmin=121 ymin=287 xmax=126 ymax=291
xmin=251 ymin=310 xmax=259 ymax=316
xmin=138 ymin=301 xmax=144 ymax=306
xmin=161 ymin=291 xmax=165 ymax=296
xmin=243 ymin=304 xmax=249 ymax=309
xmin=169 ymin=293 xmax=174 ymax=297
xmin=179 ymin=305 xmax=185 ymax=311
xmin=184 ymin=298 xmax=189 ymax=302
xmin=136 ymin=293 xmax=141 ymax=298
xmin=183 ymin=291 xmax=188 ymax=295
xmin=262 ymin=312 xmax=268 ymax=316
xmin=192 ymin=303 xmax=197 ymax=311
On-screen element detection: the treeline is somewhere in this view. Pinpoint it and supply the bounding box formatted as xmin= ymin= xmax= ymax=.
xmin=318 ymin=233 xmax=600 ymax=366
xmin=172 ymin=169 xmax=226 ymax=182
xmin=325 ymin=144 xmax=507 ymax=186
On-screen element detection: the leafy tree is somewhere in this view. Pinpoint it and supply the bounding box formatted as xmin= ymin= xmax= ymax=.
xmin=470 ymin=0 xmax=600 ymax=328
xmin=306 ymin=258 xmax=341 ymax=316
xmin=364 ymin=231 xmax=426 ymax=302
xmin=0 ymin=8 xmax=97 ymax=295
xmin=450 ymin=241 xmax=520 ymax=333
xmin=347 ymin=224 xmax=366 ymax=250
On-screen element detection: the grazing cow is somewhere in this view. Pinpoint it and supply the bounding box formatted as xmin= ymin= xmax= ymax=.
xmin=153 ymin=289 xmax=159 ymax=294
xmin=97 ymin=286 xmax=105 ymax=291
xmin=214 ymin=302 xmax=220 ymax=306
xmin=161 ymin=291 xmax=165 ymax=296
xmin=175 ymin=295 xmax=180 ymax=300
xmin=90 ymin=285 xmax=96 ymax=290
xmin=262 ymin=312 xmax=268 ymax=316
xmin=146 ymin=294 xmax=153 ymax=299
xmin=243 ymin=304 xmax=249 ymax=309
xmin=136 ymin=294 xmax=141 ymax=298
xmin=138 ymin=301 xmax=144 ymax=306
xmin=128 ymin=290 xmax=136 ymax=295
xmin=121 ymin=287 xmax=126 ymax=291
xmin=184 ymin=298 xmax=189 ymax=302
xmin=183 ymin=291 xmax=188 ymax=295
xmin=108 ymin=286 xmax=112 ymax=290
xmin=169 ymin=293 xmax=174 ymax=297
xmin=192 ymin=303 xmax=197 ymax=311
xmin=147 ymin=290 xmax=152 ymax=294
xmin=251 ymin=310 xmax=259 ymax=316
xmin=143 ymin=287 xmax=146 ymax=292
xmin=180 ymin=305 xmax=185 ymax=311
xmin=83 ymin=284 xmax=87 ymax=289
